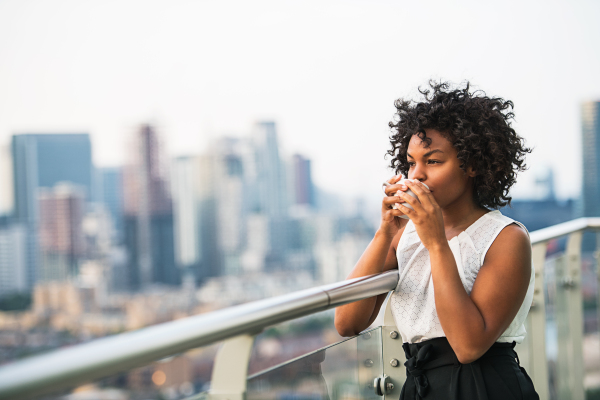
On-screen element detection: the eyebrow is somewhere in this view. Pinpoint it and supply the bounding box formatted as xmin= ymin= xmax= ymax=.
xmin=407 ymin=149 xmax=444 ymax=158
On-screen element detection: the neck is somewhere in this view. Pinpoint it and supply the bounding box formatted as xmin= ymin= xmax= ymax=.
xmin=441 ymin=188 xmax=487 ymax=232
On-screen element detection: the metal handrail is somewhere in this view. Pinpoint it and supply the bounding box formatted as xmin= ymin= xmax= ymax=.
xmin=529 ymin=217 xmax=600 ymax=244
xmin=0 ymin=270 xmax=399 ymax=400
xmin=2 ymin=217 xmax=600 ymax=400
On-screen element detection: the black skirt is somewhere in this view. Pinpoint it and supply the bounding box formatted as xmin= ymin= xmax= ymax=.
xmin=401 ymin=337 xmax=539 ymax=400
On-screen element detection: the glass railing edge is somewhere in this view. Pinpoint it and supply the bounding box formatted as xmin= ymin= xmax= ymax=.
xmin=246 ymin=325 xmax=382 ymax=381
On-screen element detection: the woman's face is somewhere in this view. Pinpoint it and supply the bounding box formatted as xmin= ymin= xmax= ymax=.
xmin=406 ymin=129 xmax=476 ymax=209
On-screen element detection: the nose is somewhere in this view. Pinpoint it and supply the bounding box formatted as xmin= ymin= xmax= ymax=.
xmin=409 ymin=163 xmax=427 ymax=182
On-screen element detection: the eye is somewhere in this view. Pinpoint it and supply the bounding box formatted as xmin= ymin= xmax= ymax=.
xmin=407 ymin=161 xmax=415 ymax=167
xmin=427 ymin=159 xmax=441 ymax=164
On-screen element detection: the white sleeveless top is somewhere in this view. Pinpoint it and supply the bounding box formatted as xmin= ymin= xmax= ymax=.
xmin=390 ymin=210 xmax=534 ymax=344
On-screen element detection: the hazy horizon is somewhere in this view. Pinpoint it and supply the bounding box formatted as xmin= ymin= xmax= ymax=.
xmin=2 ymin=0 xmax=599 ymax=205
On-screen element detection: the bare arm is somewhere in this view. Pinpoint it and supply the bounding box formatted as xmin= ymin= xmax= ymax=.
xmin=429 ymin=224 xmax=530 ymax=363
xmin=399 ymin=180 xmax=531 ymax=363
xmin=334 ymin=228 xmax=403 ymax=336
xmin=334 ymin=175 xmax=408 ymax=337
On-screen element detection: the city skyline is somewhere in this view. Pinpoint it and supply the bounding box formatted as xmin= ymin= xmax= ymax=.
xmin=0 ymin=120 xmax=370 ymax=297
xmin=1 ymin=0 xmax=600 ymax=204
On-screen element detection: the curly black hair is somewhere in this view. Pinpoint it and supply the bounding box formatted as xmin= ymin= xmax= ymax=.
xmin=387 ymin=81 xmax=531 ymax=209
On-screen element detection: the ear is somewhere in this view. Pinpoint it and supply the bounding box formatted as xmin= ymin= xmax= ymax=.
xmin=465 ymin=166 xmax=476 ymax=178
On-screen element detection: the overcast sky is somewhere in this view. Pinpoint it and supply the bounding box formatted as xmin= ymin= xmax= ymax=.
xmin=1 ymin=0 xmax=599 ymax=206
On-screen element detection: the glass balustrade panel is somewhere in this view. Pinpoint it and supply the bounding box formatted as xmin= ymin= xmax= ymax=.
xmin=246 ymin=327 xmax=383 ymax=400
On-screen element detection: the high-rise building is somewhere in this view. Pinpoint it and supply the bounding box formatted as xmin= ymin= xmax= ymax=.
xmin=171 ymin=156 xmax=202 ymax=282
xmin=581 ymin=101 xmax=600 ymax=217
xmin=0 ymin=217 xmax=28 ymax=297
xmin=12 ymin=134 xmax=93 ymax=223
xmin=290 ymin=154 xmax=315 ymax=208
xmin=11 ymin=133 xmax=92 ymax=289
xmin=122 ymin=124 xmax=178 ymax=290
xmin=196 ymin=153 xmax=222 ymax=278
xmin=253 ymin=122 xmax=287 ymax=218
xmin=201 ymin=137 xmax=256 ymax=275
xmin=252 ymin=122 xmax=289 ymax=269
xmin=97 ymin=167 xmax=124 ymax=241
xmin=38 ymin=183 xmax=85 ymax=281
xmin=0 ymin=144 xmax=13 ymax=216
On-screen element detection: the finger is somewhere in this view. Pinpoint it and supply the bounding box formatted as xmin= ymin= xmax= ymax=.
xmin=406 ymin=180 xmax=437 ymax=207
xmin=384 ymin=182 xmax=407 ymax=197
xmin=394 ymin=203 xmax=414 ymax=218
xmin=390 ymin=209 xmax=407 ymax=218
xmin=383 ymin=196 xmax=403 ymax=207
xmin=383 ymin=207 xmax=405 ymax=217
xmin=395 ymin=191 xmax=420 ymax=208
xmin=383 ymin=206 xmax=409 ymax=221
xmin=386 ymin=174 xmax=403 ymax=185
xmin=406 ymin=180 xmax=430 ymax=194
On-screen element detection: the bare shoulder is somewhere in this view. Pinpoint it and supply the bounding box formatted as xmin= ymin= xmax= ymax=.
xmin=484 ymin=223 xmax=531 ymax=265
xmin=471 ymin=222 xmax=531 ymax=335
xmin=479 ymin=222 xmax=531 ymax=291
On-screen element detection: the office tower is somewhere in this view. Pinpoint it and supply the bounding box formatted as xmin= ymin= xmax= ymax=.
xmin=0 ymin=217 xmax=28 ymax=297
xmin=253 ymin=122 xmax=287 ymax=218
xmin=290 ymin=153 xmax=315 ymax=208
xmin=171 ymin=156 xmax=202 ymax=282
xmin=202 ymin=137 xmax=256 ymax=275
xmin=0 ymin=144 xmax=13 ymax=216
xmin=12 ymin=134 xmax=93 ymax=222
xmin=190 ymin=153 xmax=220 ymax=279
xmin=581 ymin=102 xmax=600 ymax=217
xmin=252 ymin=122 xmax=289 ymax=269
xmin=11 ymin=133 xmax=92 ymax=289
xmin=38 ymin=183 xmax=85 ymax=281
xmin=122 ymin=124 xmax=177 ymax=290
xmin=97 ymin=167 xmax=123 ymax=241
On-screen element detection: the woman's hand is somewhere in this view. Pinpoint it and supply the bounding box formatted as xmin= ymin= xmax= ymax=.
xmin=394 ymin=180 xmax=446 ymax=250
xmin=381 ymin=175 xmax=410 ymax=238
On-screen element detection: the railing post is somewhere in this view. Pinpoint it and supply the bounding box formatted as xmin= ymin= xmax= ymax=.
xmin=566 ymin=231 xmax=585 ymax=400
xmin=555 ymin=232 xmax=585 ymax=400
xmin=379 ymin=294 xmax=405 ymax=399
xmin=525 ymin=241 xmax=550 ymax=400
xmin=517 ymin=242 xmax=550 ymax=400
xmin=517 ymin=242 xmax=549 ymax=400
xmin=208 ymin=334 xmax=256 ymax=400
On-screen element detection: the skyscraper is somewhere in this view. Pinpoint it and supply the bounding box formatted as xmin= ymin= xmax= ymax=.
xmin=253 ymin=122 xmax=287 ymax=218
xmin=0 ymin=144 xmax=13 ymax=216
xmin=12 ymin=134 xmax=93 ymax=223
xmin=290 ymin=153 xmax=315 ymax=208
xmin=171 ymin=156 xmax=202 ymax=282
xmin=98 ymin=167 xmax=124 ymax=241
xmin=122 ymin=124 xmax=178 ymax=290
xmin=252 ymin=122 xmax=289 ymax=270
xmin=0 ymin=217 xmax=28 ymax=297
xmin=11 ymin=133 xmax=93 ymax=289
xmin=199 ymin=137 xmax=256 ymax=275
xmin=38 ymin=183 xmax=85 ymax=281
xmin=581 ymin=102 xmax=600 ymax=217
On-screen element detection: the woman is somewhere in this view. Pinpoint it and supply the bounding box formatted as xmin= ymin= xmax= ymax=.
xmin=334 ymin=82 xmax=539 ymax=399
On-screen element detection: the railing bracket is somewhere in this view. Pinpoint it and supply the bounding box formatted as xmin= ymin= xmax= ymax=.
xmin=373 ymin=374 xmax=393 ymax=396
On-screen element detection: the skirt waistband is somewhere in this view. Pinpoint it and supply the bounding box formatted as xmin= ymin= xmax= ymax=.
xmin=401 ymin=338 xmax=518 ymax=399
xmin=400 ymin=337 xmax=539 ymax=400
xmin=402 ymin=337 xmax=517 ymax=367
